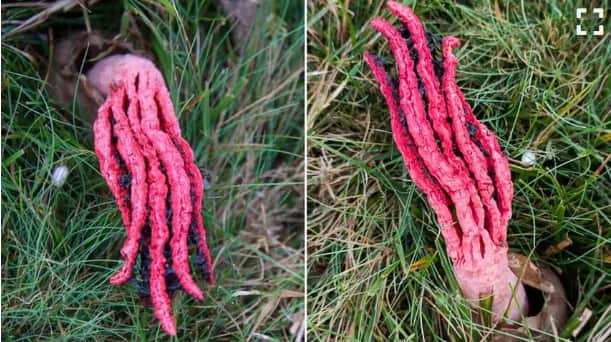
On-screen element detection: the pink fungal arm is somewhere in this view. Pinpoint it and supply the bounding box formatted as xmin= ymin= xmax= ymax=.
xmin=365 ymin=1 xmax=527 ymax=321
xmin=89 ymin=54 xmax=214 ymax=335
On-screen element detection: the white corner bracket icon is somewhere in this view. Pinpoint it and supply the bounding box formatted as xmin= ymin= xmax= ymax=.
xmin=576 ymin=8 xmax=605 ymax=36
xmin=593 ymin=8 xmax=604 ymax=36
xmin=576 ymin=8 xmax=588 ymax=36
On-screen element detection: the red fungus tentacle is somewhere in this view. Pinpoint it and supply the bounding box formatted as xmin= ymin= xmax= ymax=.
xmin=175 ymin=139 xmax=215 ymax=284
xmin=440 ymin=37 xmax=503 ymax=250
xmin=458 ymin=92 xmax=513 ymax=243
xmin=155 ymin=87 xmax=215 ymax=284
xmin=387 ymin=2 xmax=490 ymax=257
xmin=152 ymin=84 xmax=181 ymax=136
xmin=370 ymin=18 xmax=485 ymax=264
xmin=153 ymin=141 xmax=198 ymax=302
xmin=93 ymin=103 xmax=131 ymax=228
xmin=147 ymin=166 xmax=176 ymax=335
xmin=387 ymin=3 xmax=456 ymax=157
xmin=138 ymin=69 xmax=203 ymax=301
xmin=107 ymin=85 xmax=149 ymax=285
xmin=122 ymin=74 xmax=176 ymax=334
xmin=364 ymin=51 xmax=461 ymax=259
xmin=442 ymin=37 xmax=512 ymax=245
xmin=388 ymin=3 xmax=491 ymax=226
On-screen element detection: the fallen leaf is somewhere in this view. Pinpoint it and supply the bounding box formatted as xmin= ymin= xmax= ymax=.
xmin=248 ymin=289 xmax=303 ymax=341
xmin=409 ymin=257 xmax=429 ymax=271
xmin=543 ymin=236 xmax=573 ymax=256
xmin=501 ymin=253 xmax=569 ymax=340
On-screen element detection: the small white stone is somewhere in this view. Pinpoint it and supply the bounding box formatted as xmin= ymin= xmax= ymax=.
xmin=521 ymin=150 xmax=537 ymax=167
xmin=50 ymin=165 xmax=70 ymax=187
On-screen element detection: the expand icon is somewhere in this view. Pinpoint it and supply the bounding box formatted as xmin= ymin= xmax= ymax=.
xmin=576 ymin=8 xmax=605 ymax=36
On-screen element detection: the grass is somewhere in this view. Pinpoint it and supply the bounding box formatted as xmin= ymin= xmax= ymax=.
xmin=307 ymin=0 xmax=609 ymax=340
xmin=2 ymin=0 xmax=304 ymax=340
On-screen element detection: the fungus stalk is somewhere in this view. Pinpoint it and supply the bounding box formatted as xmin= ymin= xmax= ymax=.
xmin=88 ymin=54 xmax=213 ymax=335
xmin=364 ymin=2 xmax=527 ymax=321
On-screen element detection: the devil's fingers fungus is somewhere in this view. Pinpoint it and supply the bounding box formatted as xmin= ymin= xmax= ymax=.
xmin=90 ymin=54 xmax=213 ymax=336
xmin=365 ymin=1 xmax=533 ymax=322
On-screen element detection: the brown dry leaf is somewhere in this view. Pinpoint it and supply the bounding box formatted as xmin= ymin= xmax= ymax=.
xmin=543 ymin=236 xmax=573 ymax=256
xmin=409 ymin=257 xmax=429 ymax=271
xmin=47 ymin=31 xmax=141 ymax=124
xmin=500 ymin=253 xmax=569 ymax=341
xmin=508 ymin=252 xmax=554 ymax=292
xmin=523 ymin=267 xmax=569 ymax=333
xmin=3 ymin=0 xmax=102 ymax=38
xmin=248 ymin=290 xmax=303 ymax=341
xmin=248 ymin=297 xmax=279 ymax=341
